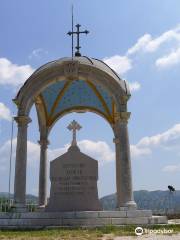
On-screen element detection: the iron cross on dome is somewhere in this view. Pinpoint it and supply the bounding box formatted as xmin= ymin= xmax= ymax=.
xmin=67 ymin=24 xmax=89 ymax=57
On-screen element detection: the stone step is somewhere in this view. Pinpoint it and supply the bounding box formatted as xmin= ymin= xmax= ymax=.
xmin=0 ymin=217 xmax=166 ymax=227
xmin=0 ymin=211 xmax=167 ymax=228
xmin=0 ymin=210 xmax=152 ymax=219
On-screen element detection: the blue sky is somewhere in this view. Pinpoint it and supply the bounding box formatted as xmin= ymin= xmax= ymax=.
xmin=0 ymin=0 xmax=180 ymax=198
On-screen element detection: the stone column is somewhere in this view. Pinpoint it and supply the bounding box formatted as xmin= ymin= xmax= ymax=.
xmin=113 ymin=112 xmax=137 ymax=210
xmin=14 ymin=116 xmax=31 ymax=211
xmin=38 ymin=138 xmax=49 ymax=207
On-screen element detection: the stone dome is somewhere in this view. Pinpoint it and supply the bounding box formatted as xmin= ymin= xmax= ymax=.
xmin=14 ymin=56 xmax=131 ymax=125
xmin=16 ymin=56 xmax=130 ymax=99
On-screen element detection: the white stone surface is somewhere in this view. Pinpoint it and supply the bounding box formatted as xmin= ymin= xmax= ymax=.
xmin=0 ymin=210 xmax=167 ymax=228
xmin=126 ymin=210 xmax=152 ymax=218
xmin=98 ymin=211 xmax=126 ymax=218
xmin=62 ymin=218 xmax=112 ymax=226
xmin=75 ymin=211 xmax=99 ymax=218
xmin=112 ymin=217 xmax=149 ymax=225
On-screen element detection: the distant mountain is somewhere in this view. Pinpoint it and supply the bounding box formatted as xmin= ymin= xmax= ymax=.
xmin=100 ymin=190 xmax=180 ymax=212
xmin=1 ymin=190 xmax=180 ymax=212
xmin=0 ymin=192 xmax=13 ymax=198
xmin=0 ymin=193 xmax=38 ymax=203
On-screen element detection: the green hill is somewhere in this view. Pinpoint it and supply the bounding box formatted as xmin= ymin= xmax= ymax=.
xmin=0 ymin=193 xmax=38 ymax=203
xmin=100 ymin=190 xmax=180 ymax=212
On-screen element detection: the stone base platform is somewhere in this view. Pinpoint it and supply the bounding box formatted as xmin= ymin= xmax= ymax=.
xmin=0 ymin=210 xmax=167 ymax=229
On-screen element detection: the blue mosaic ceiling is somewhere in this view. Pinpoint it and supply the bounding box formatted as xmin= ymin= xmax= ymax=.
xmin=39 ymin=79 xmax=115 ymax=126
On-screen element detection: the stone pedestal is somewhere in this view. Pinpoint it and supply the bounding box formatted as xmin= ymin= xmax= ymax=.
xmin=46 ymin=145 xmax=102 ymax=211
xmin=0 ymin=210 xmax=168 ymax=229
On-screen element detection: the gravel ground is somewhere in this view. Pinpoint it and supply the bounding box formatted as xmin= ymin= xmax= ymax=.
xmin=113 ymin=234 xmax=180 ymax=240
xmin=102 ymin=233 xmax=180 ymax=240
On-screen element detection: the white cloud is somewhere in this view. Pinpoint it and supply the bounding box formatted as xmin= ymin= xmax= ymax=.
xmin=1 ymin=123 xmax=180 ymax=172
xmin=103 ymin=55 xmax=132 ymax=75
xmin=78 ymin=140 xmax=115 ymax=164
xmin=0 ymin=138 xmax=40 ymax=170
xmin=49 ymin=140 xmax=115 ymax=165
xmin=137 ymin=124 xmax=180 ymax=150
xmin=128 ymin=81 xmax=141 ymax=92
xmin=27 ymin=141 xmax=40 ymax=165
xmin=0 ymin=58 xmax=34 ymax=86
xmin=102 ymin=25 xmax=180 ymax=76
xmin=0 ymin=139 xmax=115 ymax=171
xmin=0 ymin=102 xmax=11 ymax=121
xmin=48 ymin=145 xmax=68 ymax=161
xmin=162 ymin=164 xmax=180 ymax=173
xmin=0 ymin=136 xmax=152 ymax=170
xmin=130 ymin=123 xmax=180 ymax=159
xmin=50 ymin=139 xmax=152 ymax=162
xmin=28 ymin=48 xmax=48 ymax=59
xmin=127 ymin=25 xmax=180 ymax=55
xmin=130 ymin=145 xmax=151 ymax=158
xmin=156 ymin=47 xmax=180 ymax=68
xmin=0 ymin=139 xmax=15 ymax=167
xmin=127 ymin=34 xmax=152 ymax=55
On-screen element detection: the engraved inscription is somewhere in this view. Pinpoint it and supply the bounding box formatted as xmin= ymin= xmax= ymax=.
xmin=46 ymin=131 xmax=102 ymax=211
xmin=52 ymin=163 xmax=96 ymax=195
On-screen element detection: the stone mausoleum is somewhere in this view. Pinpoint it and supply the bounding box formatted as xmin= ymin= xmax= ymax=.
xmin=0 ymin=24 xmax=167 ymax=228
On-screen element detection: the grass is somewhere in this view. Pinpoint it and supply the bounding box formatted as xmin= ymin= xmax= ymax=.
xmin=0 ymin=225 xmax=180 ymax=240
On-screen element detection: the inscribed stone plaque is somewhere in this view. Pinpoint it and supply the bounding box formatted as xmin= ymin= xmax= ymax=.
xmin=46 ymin=145 xmax=102 ymax=211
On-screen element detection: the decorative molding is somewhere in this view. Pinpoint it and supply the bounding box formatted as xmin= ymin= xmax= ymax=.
xmin=38 ymin=139 xmax=50 ymax=147
xmin=14 ymin=116 xmax=32 ymax=126
xmin=120 ymin=95 xmax=129 ymax=105
xmin=63 ymin=61 xmax=79 ymax=79
xmin=114 ymin=112 xmax=131 ymax=123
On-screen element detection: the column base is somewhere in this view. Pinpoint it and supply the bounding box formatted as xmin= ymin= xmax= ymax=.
xmin=117 ymin=201 xmax=137 ymax=211
xmin=12 ymin=203 xmax=27 ymax=213
xmin=37 ymin=205 xmax=46 ymax=212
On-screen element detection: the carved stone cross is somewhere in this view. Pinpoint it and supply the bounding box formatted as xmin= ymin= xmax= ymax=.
xmin=67 ymin=120 xmax=82 ymax=146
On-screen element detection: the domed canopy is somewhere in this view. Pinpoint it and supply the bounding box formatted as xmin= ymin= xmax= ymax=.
xmin=13 ymin=56 xmax=136 ymax=211
xmin=14 ymin=56 xmax=131 ymax=131
xmin=29 ymin=56 xmax=128 ymax=89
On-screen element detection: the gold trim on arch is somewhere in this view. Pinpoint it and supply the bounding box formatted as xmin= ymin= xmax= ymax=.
xmin=48 ymin=106 xmax=113 ymax=128
xmin=112 ymin=101 xmax=116 ymax=123
xmin=35 ymin=94 xmax=49 ymax=125
xmin=86 ymin=80 xmax=112 ymax=118
xmin=40 ymin=78 xmax=116 ymax=127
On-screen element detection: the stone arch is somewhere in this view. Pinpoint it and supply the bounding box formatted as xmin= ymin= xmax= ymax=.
xmin=47 ymin=106 xmax=113 ymax=136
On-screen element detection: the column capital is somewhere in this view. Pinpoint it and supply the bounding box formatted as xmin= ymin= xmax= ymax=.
xmin=38 ymin=139 xmax=50 ymax=146
xmin=114 ymin=112 xmax=131 ymax=123
xmin=120 ymin=95 xmax=129 ymax=104
xmin=14 ymin=116 xmax=32 ymax=126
